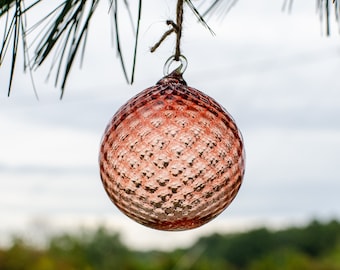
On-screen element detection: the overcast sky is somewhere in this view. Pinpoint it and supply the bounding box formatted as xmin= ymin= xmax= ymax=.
xmin=1 ymin=0 xmax=340 ymax=250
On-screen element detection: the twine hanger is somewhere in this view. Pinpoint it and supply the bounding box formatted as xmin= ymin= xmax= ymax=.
xmin=150 ymin=0 xmax=185 ymax=61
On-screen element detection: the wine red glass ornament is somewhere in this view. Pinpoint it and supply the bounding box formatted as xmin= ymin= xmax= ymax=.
xmin=99 ymin=56 xmax=245 ymax=231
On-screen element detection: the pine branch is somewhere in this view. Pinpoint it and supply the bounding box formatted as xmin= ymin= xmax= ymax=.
xmin=317 ymin=0 xmax=340 ymax=36
xmin=130 ymin=0 xmax=141 ymax=84
xmin=1 ymin=0 xmax=340 ymax=98
xmin=201 ymin=0 xmax=238 ymax=19
xmin=0 ymin=0 xmax=39 ymax=96
xmin=30 ymin=0 xmax=100 ymax=98
xmin=185 ymin=0 xmax=215 ymax=35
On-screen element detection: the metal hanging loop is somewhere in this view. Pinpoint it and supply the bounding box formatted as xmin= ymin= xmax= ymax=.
xmin=163 ymin=55 xmax=188 ymax=76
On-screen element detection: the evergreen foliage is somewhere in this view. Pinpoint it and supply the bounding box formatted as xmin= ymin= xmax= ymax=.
xmin=1 ymin=0 xmax=339 ymax=96
xmin=0 ymin=219 xmax=340 ymax=269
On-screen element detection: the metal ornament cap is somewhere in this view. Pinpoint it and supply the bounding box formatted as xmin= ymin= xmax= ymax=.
xmin=99 ymin=70 xmax=245 ymax=231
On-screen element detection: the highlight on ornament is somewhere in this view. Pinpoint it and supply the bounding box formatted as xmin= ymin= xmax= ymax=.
xmin=99 ymin=60 xmax=245 ymax=231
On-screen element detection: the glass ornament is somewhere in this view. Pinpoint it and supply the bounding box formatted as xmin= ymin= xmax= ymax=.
xmin=99 ymin=64 xmax=245 ymax=231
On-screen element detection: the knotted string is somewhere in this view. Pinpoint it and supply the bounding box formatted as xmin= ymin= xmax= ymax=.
xmin=151 ymin=0 xmax=184 ymax=61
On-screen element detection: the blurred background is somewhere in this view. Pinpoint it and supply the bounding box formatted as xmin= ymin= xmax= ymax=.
xmin=1 ymin=0 xmax=340 ymax=269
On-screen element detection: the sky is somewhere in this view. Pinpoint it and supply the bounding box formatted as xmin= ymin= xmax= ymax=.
xmin=1 ymin=0 xmax=340 ymax=251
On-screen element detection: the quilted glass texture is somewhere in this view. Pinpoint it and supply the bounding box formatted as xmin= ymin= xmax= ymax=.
xmin=99 ymin=72 xmax=245 ymax=231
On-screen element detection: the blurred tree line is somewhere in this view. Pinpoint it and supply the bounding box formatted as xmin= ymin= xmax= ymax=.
xmin=1 ymin=219 xmax=340 ymax=270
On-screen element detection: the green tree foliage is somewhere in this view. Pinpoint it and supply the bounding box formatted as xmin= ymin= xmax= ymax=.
xmin=248 ymin=248 xmax=319 ymax=270
xmin=0 ymin=219 xmax=340 ymax=270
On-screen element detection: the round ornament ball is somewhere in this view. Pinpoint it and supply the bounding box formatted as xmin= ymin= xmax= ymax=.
xmin=99 ymin=70 xmax=245 ymax=231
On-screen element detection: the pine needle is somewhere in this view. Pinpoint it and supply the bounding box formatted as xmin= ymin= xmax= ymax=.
xmin=1 ymin=0 xmax=340 ymax=97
